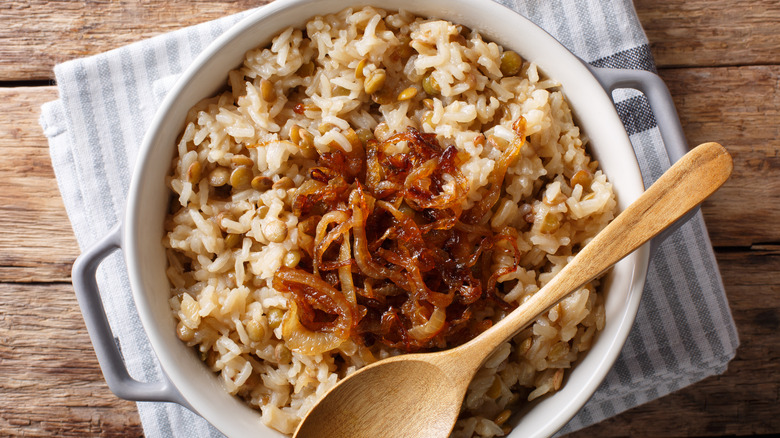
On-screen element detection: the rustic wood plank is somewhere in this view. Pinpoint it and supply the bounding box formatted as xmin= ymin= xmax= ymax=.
xmin=658 ymin=65 xmax=780 ymax=247
xmin=0 ymin=282 xmax=143 ymax=437
xmin=0 ymin=87 xmax=79 ymax=282
xmin=566 ymin=248 xmax=780 ymax=437
xmin=1 ymin=250 xmax=775 ymax=437
xmin=635 ymin=0 xmax=780 ymax=68
xmin=0 ymin=0 xmax=268 ymax=81
xmin=2 ymin=65 xmax=775 ymax=283
xmin=1 ymin=3 xmax=778 ymax=431
xmin=2 ymin=0 xmax=779 ymax=81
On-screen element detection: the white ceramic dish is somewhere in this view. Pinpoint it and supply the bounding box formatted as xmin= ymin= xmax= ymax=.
xmin=73 ymin=0 xmax=691 ymax=436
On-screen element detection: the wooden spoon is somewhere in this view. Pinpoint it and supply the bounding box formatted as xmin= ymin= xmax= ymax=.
xmin=293 ymin=142 xmax=732 ymax=438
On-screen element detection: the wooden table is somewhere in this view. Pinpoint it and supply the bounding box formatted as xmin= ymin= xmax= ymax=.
xmin=1 ymin=1 xmax=778 ymax=436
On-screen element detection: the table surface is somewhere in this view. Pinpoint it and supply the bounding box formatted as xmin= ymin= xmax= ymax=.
xmin=1 ymin=0 xmax=778 ymax=436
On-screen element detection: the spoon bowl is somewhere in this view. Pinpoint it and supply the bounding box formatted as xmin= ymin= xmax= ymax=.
xmin=295 ymin=355 xmax=466 ymax=437
xmin=294 ymin=142 xmax=733 ymax=438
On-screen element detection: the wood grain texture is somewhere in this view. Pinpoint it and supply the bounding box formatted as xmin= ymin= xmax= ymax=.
xmin=660 ymin=65 xmax=780 ymax=247
xmin=1 ymin=0 xmax=779 ymax=81
xmin=0 ymin=0 xmax=268 ymax=81
xmin=0 ymin=0 xmax=778 ymax=436
xmin=634 ymin=0 xmax=780 ymax=68
xmin=0 ymin=283 xmax=143 ymax=437
xmin=0 ymin=87 xmax=79 ymax=282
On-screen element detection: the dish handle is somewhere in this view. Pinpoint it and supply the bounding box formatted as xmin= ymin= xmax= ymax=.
xmin=587 ymin=65 xmax=697 ymax=248
xmin=587 ymin=65 xmax=688 ymax=164
xmin=71 ymin=223 xmax=187 ymax=405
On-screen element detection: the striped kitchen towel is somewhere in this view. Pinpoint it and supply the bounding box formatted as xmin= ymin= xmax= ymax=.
xmin=39 ymin=0 xmax=739 ymax=436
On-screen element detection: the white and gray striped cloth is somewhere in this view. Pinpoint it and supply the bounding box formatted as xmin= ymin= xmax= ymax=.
xmin=40 ymin=1 xmax=739 ymax=436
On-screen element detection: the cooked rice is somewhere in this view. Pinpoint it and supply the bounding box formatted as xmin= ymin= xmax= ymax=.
xmin=164 ymin=6 xmax=614 ymax=436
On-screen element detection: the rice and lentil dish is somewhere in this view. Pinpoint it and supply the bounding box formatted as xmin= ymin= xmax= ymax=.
xmin=164 ymin=6 xmax=615 ymax=437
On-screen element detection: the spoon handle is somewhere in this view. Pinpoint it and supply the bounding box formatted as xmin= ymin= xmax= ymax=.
xmin=459 ymin=142 xmax=732 ymax=367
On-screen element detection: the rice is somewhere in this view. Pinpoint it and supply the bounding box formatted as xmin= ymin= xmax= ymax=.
xmin=163 ymin=7 xmax=615 ymax=437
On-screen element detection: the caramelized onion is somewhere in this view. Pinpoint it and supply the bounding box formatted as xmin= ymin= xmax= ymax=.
xmin=274 ymin=268 xmax=353 ymax=354
xmin=350 ymin=187 xmax=409 ymax=287
xmin=337 ymin=233 xmax=357 ymax=306
xmin=408 ymin=306 xmax=446 ymax=340
xmin=313 ymin=210 xmax=352 ymax=273
xmin=274 ymin=120 xmax=528 ymax=352
xmin=281 ymin=301 xmax=346 ymax=355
